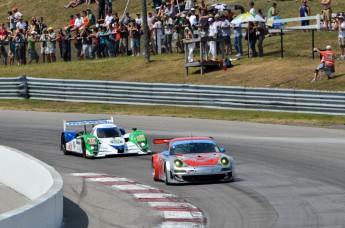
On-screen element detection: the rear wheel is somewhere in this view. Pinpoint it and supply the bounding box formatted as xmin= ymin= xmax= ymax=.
xmin=61 ymin=135 xmax=69 ymax=155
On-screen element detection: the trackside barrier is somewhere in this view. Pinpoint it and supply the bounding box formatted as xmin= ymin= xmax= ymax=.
xmin=0 ymin=146 xmax=63 ymax=228
xmin=0 ymin=76 xmax=344 ymax=115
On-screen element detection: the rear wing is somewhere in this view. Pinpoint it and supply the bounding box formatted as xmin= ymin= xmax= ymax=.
xmin=63 ymin=117 xmax=114 ymax=131
xmin=153 ymin=139 xmax=173 ymax=145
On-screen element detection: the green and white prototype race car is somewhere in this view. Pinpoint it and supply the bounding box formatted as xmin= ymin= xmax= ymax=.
xmin=60 ymin=117 xmax=151 ymax=158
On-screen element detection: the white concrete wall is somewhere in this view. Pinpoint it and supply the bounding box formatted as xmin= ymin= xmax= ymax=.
xmin=0 ymin=146 xmax=63 ymax=228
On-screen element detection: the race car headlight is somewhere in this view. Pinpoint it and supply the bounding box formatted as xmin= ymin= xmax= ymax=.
xmin=220 ymin=157 xmax=229 ymax=166
xmin=140 ymin=142 xmax=146 ymax=147
xmin=174 ymin=159 xmax=183 ymax=168
xmin=90 ymin=145 xmax=98 ymax=150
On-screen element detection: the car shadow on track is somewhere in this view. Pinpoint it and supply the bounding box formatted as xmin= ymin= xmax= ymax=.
xmin=63 ymin=197 xmax=88 ymax=228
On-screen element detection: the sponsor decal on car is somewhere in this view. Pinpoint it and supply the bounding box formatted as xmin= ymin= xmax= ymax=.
xmin=111 ymin=139 xmax=123 ymax=144
xmin=136 ymin=134 xmax=145 ymax=141
xmin=88 ymin=138 xmax=97 ymax=144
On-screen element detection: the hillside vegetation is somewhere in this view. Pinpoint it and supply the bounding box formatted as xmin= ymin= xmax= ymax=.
xmin=0 ymin=0 xmax=344 ymax=91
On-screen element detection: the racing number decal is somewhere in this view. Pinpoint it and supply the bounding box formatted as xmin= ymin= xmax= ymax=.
xmin=88 ymin=138 xmax=96 ymax=144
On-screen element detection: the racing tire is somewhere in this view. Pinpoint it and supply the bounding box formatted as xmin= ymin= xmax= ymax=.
xmin=164 ymin=165 xmax=172 ymax=185
xmin=152 ymin=160 xmax=159 ymax=181
xmin=81 ymin=139 xmax=87 ymax=158
xmin=61 ymin=135 xmax=69 ymax=155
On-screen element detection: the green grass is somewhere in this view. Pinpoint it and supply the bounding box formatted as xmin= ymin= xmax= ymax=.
xmin=1 ymin=100 xmax=345 ymax=127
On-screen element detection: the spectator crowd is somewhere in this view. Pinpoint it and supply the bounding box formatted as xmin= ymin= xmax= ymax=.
xmin=0 ymin=0 xmax=344 ymax=68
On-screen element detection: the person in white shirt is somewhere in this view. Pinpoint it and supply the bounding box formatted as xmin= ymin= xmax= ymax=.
xmin=12 ymin=7 xmax=23 ymax=22
xmin=334 ymin=15 xmax=345 ymax=59
xmin=72 ymin=13 xmax=84 ymax=31
xmin=249 ymin=2 xmax=256 ymax=14
xmin=16 ymin=18 xmax=27 ymax=31
xmin=189 ymin=8 xmax=198 ymax=37
xmin=103 ymin=11 xmax=114 ymax=26
xmin=208 ymin=17 xmax=218 ymax=60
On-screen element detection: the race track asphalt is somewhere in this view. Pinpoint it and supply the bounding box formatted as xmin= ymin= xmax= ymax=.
xmin=1 ymin=110 xmax=345 ymax=228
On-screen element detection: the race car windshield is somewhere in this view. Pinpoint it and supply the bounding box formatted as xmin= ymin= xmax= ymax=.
xmin=171 ymin=142 xmax=220 ymax=155
xmin=97 ymin=128 xmax=122 ymax=138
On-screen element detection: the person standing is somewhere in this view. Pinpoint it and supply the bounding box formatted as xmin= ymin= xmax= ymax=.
xmin=255 ymin=21 xmax=267 ymax=57
xmin=163 ymin=14 xmax=174 ymax=53
xmin=299 ymin=0 xmax=311 ymax=29
xmin=268 ymin=3 xmax=279 ymax=18
xmin=232 ymin=22 xmax=242 ymax=57
xmin=321 ymin=0 xmax=332 ymax=31
xmin=46 ymin=27 xmax=57 ymax=63
xmin=208 ymin=17 xmax=218 ymax=61
xmin=27 ymin=31 xmax=39 ymax=64
xmin=62 ymin=29 xmax=72 ymax=61
xmin=98 ymin=0 xmax=106 ymax=20
xmin=184 ymin=27 xmax=195 ymax=62
xmin=311 ymin=45 xmax=335 ymax=82
xmin=333 ymin=15 xmax=345 ymax=59
xmin=7 ymin=11 xmax=15 ymax=32
xmin=245 ymin=21 xmax=257 ymax=58
xmin=220 ymin=15 xmax=232 ymax=55
xmin=249 ymin=2 xmax=256 ymax=14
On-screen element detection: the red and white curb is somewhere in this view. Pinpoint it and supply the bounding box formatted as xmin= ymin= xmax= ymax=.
xmin=72 ymin=173 xmax=206 ymax=227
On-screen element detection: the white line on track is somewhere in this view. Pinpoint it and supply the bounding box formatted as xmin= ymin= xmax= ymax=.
xmin=71 ymin=173 xmax=206 ymax=227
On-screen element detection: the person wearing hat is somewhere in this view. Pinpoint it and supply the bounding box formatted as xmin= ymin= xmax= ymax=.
xmin=311 ymin=45 xmax=335 ymax=82
xmin=46 ymin=27 xmax=57 ymax=63
xmin=121 ymin=11 xmax=133 ymax=26
xmin=174 ymin=13 xmax=190 ymax=53
xmin=208 ymin=17 xmax=218 ymax=61
xmin=334 ymin=14 xmax=345 ymax=60
xmin=27 ymin=31 xmax=39 ymax=64
xmin=189 ymin=8 xmax=198 ymax=37
xmin=87 ymin=8 xmax=96 ymax=27
xmin=135 ymin=13 xmax=143 ymax=28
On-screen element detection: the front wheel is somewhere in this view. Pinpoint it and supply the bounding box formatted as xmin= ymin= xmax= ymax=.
xmin=81 ymin=139 xmax=87 ymax=158
xmin=164 ymin=165 xmax=172 ymax=185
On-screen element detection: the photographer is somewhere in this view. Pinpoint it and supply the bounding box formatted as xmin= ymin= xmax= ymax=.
xmin=311 ymin=45 xmax=335 ymax=82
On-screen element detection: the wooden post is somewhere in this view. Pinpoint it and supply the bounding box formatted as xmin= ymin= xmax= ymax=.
xmin=312 ymin=29 xmax=315 ymax=59
xmin=142 ymin=0 xmax=150 ymax=63
xmin=185 ymin=42 xmax=188 ymax=75
xmin=200 ymin=39 xmax=203 ymax=75
xmin=280 ymin=29 xmax=284 ymax=58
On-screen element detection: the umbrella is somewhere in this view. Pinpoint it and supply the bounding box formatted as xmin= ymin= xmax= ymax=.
xmin=231 ymin=12 xmax=266 ymax=25
xmin=266 ymin=16 xmax=287 ymax=27
xmin=208 ymin=3 xmax=228 ymax=12
xmin=230 ymin=13 xmax=266 ymax=58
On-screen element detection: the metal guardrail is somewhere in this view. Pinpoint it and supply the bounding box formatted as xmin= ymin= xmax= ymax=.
xmin=0 ymin=76 xmax=344 ymax=115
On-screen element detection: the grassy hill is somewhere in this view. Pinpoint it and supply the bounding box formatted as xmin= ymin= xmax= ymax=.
xmin=0 ymin=0 xmax=345 ymax=91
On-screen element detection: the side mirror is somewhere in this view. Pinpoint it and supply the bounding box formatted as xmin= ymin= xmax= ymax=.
xmin=163 ymin=150 xmax=169 ymax=156
xmin=219 ymin=148 xmax=226 ymax=153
